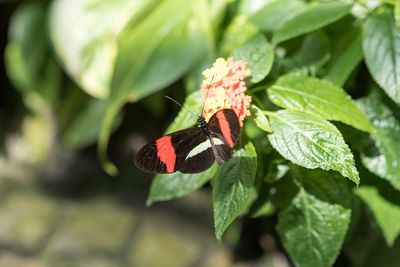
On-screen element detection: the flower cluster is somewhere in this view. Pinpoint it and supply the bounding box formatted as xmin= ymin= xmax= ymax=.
xmin=201 ymin=57 xmax=252 ymax=126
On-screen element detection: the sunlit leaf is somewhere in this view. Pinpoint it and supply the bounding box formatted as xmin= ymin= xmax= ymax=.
xmin=233 ymin=34 xmax=274 ymax=83
xmin=268 ymin=73 xmax=373 ymax=133
xmin=99 ymin=0 xmax=209 ymax=175
xmin=250 ymin=104 xmax=272 ymax=133
xmin=49 ymin=0 xmax=156 ymax=98
xmin=267 ymin=110 xmax=359 ymax=184
xmin=363 ymin=12 xmax=400 ymax=105
xmin=248 ymin=0 xmax=306 ymax=32
xmin=272 ymin=0 xmax=352 ymax=44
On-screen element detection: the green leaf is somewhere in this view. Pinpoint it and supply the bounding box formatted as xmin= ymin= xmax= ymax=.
xmin=356 ymin=186 xmax=400 ymax=246
xmin=5 ymin=1 xmax=60 ymax=104
xmin=220 ymin=16 xmax=259 ymax=55
xmin=213 ymin=142 xmax=257 ymax=240
xmin=49 ymin=0 xmax=157 ymax=98
xmin=233 ymin=34 xmax=274 ymax=83
xmin=267 ymin=73 xmax=373 ymax=133
xmin=324 ymin=24 xmax=363 ymax=86
xmin=250 ymin=104 xmax=272 ymax=132
xmin=281 ymin=31 xmax=331 ymax=74
xmin=248 ymin=0 xmax=306 ymax=32
xmin=165 ymin=91 xmax=202 ymax=133
xmin=277 ymin=188 xmax=351 ymax=267
xmin=99 ymin=0 xmax=208 ymax=175
xmin=267 ymin=110 xmax=359 ymax=184
xmin=272 ymin=0 xmax=352 ymax=44
xmin=62 ymin=99 xmax=120 ymax=149
xmin=295 ymin=167 xmax=354 ymax=208
xmin=396 ymin=0 xmax=400 ymax=27
xmin=363 ymin=12 xmax=400 ymax=105
xmin=147 ymin=164 xmax=217 ymax=205
xmin=358 ymin=91 xmax=400 ymax=191
xmin=265 ymin=159 xmax=290 ymax=183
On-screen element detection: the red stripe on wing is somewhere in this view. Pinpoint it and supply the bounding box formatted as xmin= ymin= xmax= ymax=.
xmin=216 ymin=111 xmax=234 ymax=148
xmin=156 ymin=136 xmax=176 ymax=173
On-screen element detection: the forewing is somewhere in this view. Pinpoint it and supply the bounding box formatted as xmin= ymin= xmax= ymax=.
xmin=134 ymin=128 xmax=216 ymax=174
xmin=208 ymin=109 xmax=241 ymax=148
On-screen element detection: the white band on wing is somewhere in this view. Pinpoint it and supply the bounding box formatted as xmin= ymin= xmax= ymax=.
xmin=185 ymin=138 xmax=224 ymax=160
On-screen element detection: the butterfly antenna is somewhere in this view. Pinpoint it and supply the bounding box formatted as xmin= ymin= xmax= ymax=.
xmin=165 ymin=96 xmax=199 ymax=118
xmin=200 ymin=75 xmax=215 ymax=119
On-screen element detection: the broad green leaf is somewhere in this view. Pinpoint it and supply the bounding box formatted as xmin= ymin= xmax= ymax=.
xmin=358 ymin=91 xmax=400 ymax=191
xmin=250 ymin=104 xmax=272 ymax=132
xmin=147 ymin=164 xmax=217 ymax=205
xmin=396 ymin=0 xmax=400 ymax=26
xmin=324 ymin=25 xmax=363 ymax=86
xmin=248 ymin=0 xmax=306 ymax=32
xmin=233 ymin=34 xmax=274 ymax=83
xmin=267 ymin=110 xmax=359 ymax=184
xmin=265 ymin=159 xmax=290 ymax=183
xmin=272 ymin=0 xmax=352 ymax=44
xmin=213 ymin=142 xmax=257 ymax=240
xmin=277 ymin=188 xmax=351 ymax=267
xmin=49 ymin=0 xmax=156 ymax=98
xmin=363 ymin=13 xmax=400 ymax=105
xmin=165 ymin=91 xmax=202 ymax=133
xmin=99 ymin=0 xmax=209 ymax=175
xmin=62 ymin=99 xmax=121 ymax=149
xmin=267 ymin=73 xmax=373 ymax=133
xmin=5 ymin=1 xmax=60 ymax=104
xmin=281 ymin=31 xmax=330 ymax=74
xmin=356 ymin=186 xmax=400 ymax=246
xmin=220 ymin=16 xmax=259 ymax=55
xmin=295 ymin=167 xmax=353 ymax=208
xmin=362 ymin=239 xmax=400 ymax=267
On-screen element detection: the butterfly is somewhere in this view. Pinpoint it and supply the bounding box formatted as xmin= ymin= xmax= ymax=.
xmin=134 ymin=109 xmax=240 ymax=173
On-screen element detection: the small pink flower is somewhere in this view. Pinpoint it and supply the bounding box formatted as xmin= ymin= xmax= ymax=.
xmin=201 ymin=57 xmax=252 ymax=126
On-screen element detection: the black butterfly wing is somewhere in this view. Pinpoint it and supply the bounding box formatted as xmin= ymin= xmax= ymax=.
xmin=208 ymin=109 xmax=241 ymax=148
xmin=134 ymin=128 xmax=216 ymax=174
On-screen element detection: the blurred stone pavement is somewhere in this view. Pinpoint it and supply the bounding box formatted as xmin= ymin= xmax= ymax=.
xmin=0 ymin=171 xmax=289 ymax=267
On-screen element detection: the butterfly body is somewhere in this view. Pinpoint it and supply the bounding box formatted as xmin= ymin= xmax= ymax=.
xmin=134 ymin=109 xmax=240 ymax=174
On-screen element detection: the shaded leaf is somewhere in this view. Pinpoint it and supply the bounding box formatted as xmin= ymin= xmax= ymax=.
xmin=165 ymin=91 xmax=202 ymax=133
xmin=324 ymin=24 xmax=363 ymax=86
xmin=272 ymin=0 xmax=352 ymax=44
xmin=356 ymin=186 xmax=400 ymax=246
xmin=147 ymin=164 xmax=217 ymax=205
xmin=268 ymin=73 xmax=373 ymax=133
xmin=267 ymin=110 xmax=359 ymax=184
xmin=250 ymin=104 xmax=272 ymax=132
xmin=281 ymin=31 xmax=330 ymax=74
xmin=62 ymin=99 xmax=121 ymax=149
xmin=5 ymin=1 xmax=60 ymax=104
xmin=233 ymin=34 xmax=274 ymax=83
xmin=358 ymin=91 xmax=400 ymax=191
xmin=213 ymin=142 xmax=257 ymax=240
xmin=277 ymin=188 xmax=351 ymax=267
xmin=363 ymin=12 xmax=400 ymax=104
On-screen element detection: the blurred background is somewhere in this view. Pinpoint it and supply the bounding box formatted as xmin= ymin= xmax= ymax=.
xmin=0 ymin=0 xmax=288 ymax=266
